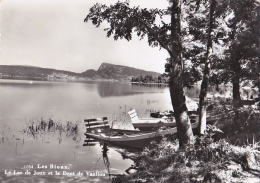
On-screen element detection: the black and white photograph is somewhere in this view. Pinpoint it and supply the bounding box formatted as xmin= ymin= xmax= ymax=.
xmin=0 ymin=0 xmax=259 ymax=182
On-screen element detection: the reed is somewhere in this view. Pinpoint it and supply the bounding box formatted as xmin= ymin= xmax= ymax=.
xmin=23 ymin=117 xmax=81 ymax=146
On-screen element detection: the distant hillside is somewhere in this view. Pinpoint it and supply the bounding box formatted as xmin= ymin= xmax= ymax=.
xmin=0 ymin=63 xmax=161 ymax=81
xmin=81 ymin=62 xmax=161 ymax=80
xmin=0 ymin=65 xmax=80 ymax=79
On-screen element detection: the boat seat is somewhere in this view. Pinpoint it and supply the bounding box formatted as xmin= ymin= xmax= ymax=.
xmin=84 ymin=117 xmax=110 ymax=132
xmin=128 ymin=109 xmax=139 ymax=123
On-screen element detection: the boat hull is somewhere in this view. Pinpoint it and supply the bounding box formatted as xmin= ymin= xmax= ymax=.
xmin=85 ymin=123 xmax=199 ymax=149
xmin=132 ymin=120 xmax=176 ymax=129
xmin=86 ymin=133 xmax=157 ymax=149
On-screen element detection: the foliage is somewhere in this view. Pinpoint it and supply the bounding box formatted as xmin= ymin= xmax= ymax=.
xmin=113 ymin=123 xmax=259 ymax=182
xmin=113 ymin=136 xmax=235 ymax=182
xmin=214 ymin=106 xmax=260 ymax=145
xmin=210 ymin=0 xmax=260 ymax=87
xmin=84 ymin=1 xmax=260 ymax=181
xmin=112 ymin=104 xmax=260 ymax=182
xmin=85 ymin=0 xmax=198 ymax=148
xmin=84 ymin=0 xmax=259 ymax=90
xmin=84 ymin=1 xmax=169 ymax=47
xmin=85 ymin=0 xmax=259 ymax=148
xmin=85 ymin=1 xmax=205 ymax=88
xmin=131 ymin=74 xmax=169 ymax=83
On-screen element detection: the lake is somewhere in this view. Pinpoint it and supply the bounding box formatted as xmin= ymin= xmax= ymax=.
xmin=0 ymin=79 xmax=257 ymax=183
xmin=0 ymin=79 xmax=175 ymax=183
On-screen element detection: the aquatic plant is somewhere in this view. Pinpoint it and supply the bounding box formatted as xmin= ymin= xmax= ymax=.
xmin=23 ymin=118 xmax=81 ymax=146
xmin=0 ymin=123 xmax=12 ymax=144
xmin=0 ymin=124 xmax=7 ymax=144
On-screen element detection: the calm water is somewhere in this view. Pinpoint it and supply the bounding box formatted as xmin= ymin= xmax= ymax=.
xmin=0 ymin=79 xmax=257 ymax=183
xmin=0 ymin=79 xmax=174 ymax=183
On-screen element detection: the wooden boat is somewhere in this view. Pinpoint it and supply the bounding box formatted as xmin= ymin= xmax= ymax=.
xmin=84 ymin=116 xmax=199 ymax=149
xmin=128 ymin=109 xmax=199 ymax=129
xmin=150 ymin=110 xmax=199 ymax=118
xmin=149 ymin=110 xmax=220 ymax=125
xmin=85 ymin=122 xmax=199 ymax=149
xmin=150 ymin=110 xmax=175 ymax=118
xmin=128 ymin=109 xmax=177 ymax=129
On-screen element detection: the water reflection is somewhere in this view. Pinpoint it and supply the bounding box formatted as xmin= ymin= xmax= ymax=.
xmin=97 ymin=82 xmax=167 ymax=97
xmin=0 ymin=126 xmax=132 ymax=183
xmin=1 ymin=79 xmax=257 ymax=100
xmin=102 ymin=143 xmax=111 ymax=181
xmin=131 ymin=83 xmax=169 ymax=88
xmin=83 ymin=137 xmax=98 ymax=146
xmin=83 ymin=139 xmax=138 ymax=180
xmin=97 ymin=81 xmax=258 ymax=101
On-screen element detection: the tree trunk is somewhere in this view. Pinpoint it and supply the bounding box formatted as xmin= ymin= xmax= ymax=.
xmin=198 ymin=0 xmax=215 ymax=135
xmin=169 ymin=74 xmax=194 ymax=148
xmin=229 ymin=20 xmax=242 ymax=108
xmin=198 ymin=62 xmax=210 ymax=135
xmin=232 ymin=61 xmax=242 ymax=124
xmin=232 ymin=63 xmax=242 ymax=108
xmin=169 ymin=0 xmax=194 ymax=148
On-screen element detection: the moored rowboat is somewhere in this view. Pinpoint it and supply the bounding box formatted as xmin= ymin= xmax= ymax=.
xmin=85 ymin=122 xmax=199 ymax=149
xmin=129 ymin=109 xmax=199 ymax=129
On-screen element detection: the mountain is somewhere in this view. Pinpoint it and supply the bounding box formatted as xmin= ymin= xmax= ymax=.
xmin=81 ymin=62 xmax=161 ymax=80
xmin=0 ymin=63 xmax=161 ymax=81
xmin=0 ymin=65 xmax=80 ymax=79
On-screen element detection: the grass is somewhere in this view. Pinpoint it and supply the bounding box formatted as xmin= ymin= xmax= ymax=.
xmin=112 ymin=106 xmax=260 ymax=183
xmin=213 ymin=105 xmax=260 ymax=146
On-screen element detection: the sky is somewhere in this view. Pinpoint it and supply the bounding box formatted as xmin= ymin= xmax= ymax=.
xmin=0 ymin=0 xmax=170 ymax=74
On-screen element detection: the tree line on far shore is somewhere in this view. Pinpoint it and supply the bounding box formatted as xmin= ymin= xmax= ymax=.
xmin=131 ymin=74 xmax=169 ymax=84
